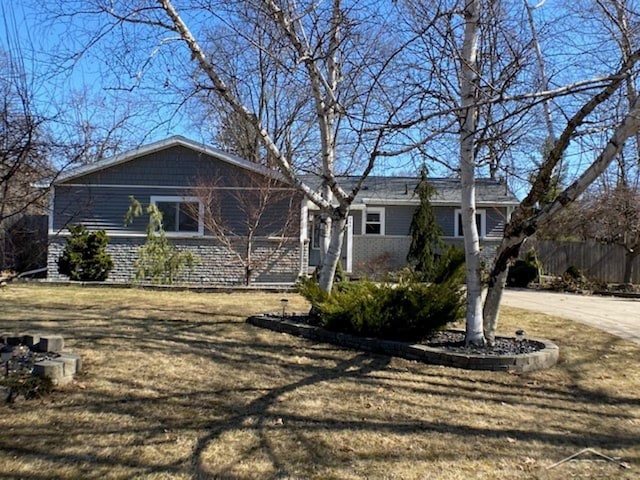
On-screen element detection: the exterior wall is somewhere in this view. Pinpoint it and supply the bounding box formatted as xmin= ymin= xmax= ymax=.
xmin=350 ymin=235 xmax=502 ymax=276
xmin=51 ymin=141 xmax=514 ymax=285
xmin=352 ymin=235 xmax=411 ymax=273
xmin=50 ymin=144 xmax=303 ymax=286
xmin=53 ymin=184 xmax=298 ymax=236
xmin=53 ymin=145 xmax=300 ymax=237
xmin=48 ymin=235 xmax=302 ymax=285
xmin=485 ymin=206 xmax=509 ymax=238
xmin=306 ymin=204 xmax=510 ymax=276
xmin=66 ymin=145 xmax=238 ymax=187
xmin=355 ymin=205 xmax=509 ymax=238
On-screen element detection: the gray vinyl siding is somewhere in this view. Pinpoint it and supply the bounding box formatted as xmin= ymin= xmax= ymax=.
xmin=348 ymin=204 xmax=509 ymax=277
xmin=53 ymin=185 xmax=300 ymax=236
xmin=65 ymin=145 xmax=239 ymax=187
xmin=52 ymin=185 xmax=151 ymax=234
xmin=435 ymin=207 xmax=455 ymax=237
xmin=354 ymin=205 xmax=507 ymax=238
xmin=384 ymin=205 xmax=414 ymax=236
xmin=431 ymin=205 xmax=508 ymax=238
xmin=356 ymin=205 xmax=414 ymax=237
xmin=53 ymin=147 xmax=300 ymax=236
xmin=357 ymin=205 xmax=454 ymax=237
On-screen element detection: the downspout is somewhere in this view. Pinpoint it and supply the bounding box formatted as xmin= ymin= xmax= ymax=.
xmin=48 ymin=185 xmax=55 ymax=236
xmin=299 ymin=200 xmax=309 ymax=278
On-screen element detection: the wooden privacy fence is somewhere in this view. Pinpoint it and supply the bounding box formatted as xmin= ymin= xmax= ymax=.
xmin=0 ymin=215 xmax=48 ymax=272
xmin=529 ymin=240 xmax=640 ymax=284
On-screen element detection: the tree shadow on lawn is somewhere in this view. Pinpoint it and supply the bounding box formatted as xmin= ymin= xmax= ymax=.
xmin=71 ymin=321 xmax=635 ymax=479
xmin=184 ymin=342 xmax=639 ymax=479
xmin=1 ymin=290 xmax=638 ymax=479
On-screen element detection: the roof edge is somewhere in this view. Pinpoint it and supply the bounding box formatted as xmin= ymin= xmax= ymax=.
xmin=53 ymin=135 xmax=284 ymax=185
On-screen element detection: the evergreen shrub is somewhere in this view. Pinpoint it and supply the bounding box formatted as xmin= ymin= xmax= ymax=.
xmin=297 ymin=253 xmax=465 ymax=342
xmin=506 ymin=260 xmax=538 ymax=287
xmin=57 ymin=224 xmax=114 ymax=281
xmin=506 ymin=249 xmax=540 ymax=288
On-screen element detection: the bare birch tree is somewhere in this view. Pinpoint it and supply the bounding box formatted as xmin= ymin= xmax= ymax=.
xmin=41 ymin=0 xmax=416 ymax=293
xmin=403 ymin=0 xmax=538 ymax=345
xmin=457 ymin=0 xmax=484 ymax=344
xmin=403 ymin=0 xmax=640 ymax=344
xmin=483 ymin=59 xmax=640 ymax=344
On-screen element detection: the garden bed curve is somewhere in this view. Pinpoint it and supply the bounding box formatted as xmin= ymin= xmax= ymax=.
xmin=247 ymin=314 xmax=559 ymax=373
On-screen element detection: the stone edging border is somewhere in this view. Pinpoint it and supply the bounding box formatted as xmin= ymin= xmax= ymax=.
xmin=247 ymin=315 xmax=559 ymax=373
xmin=1 ymin=333 xmax=82 ymax=386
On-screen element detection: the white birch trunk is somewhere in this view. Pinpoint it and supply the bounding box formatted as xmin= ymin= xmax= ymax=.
xmin=319 ymin=185 xmax=333 ymax=267
xmin=317 ymin=213 xmax=347 ymax=292
xmin=482 ymin=267 xmax=507 ymax=346
xmin=459 ymin=0 xmax=485 ymax=346
xmin=482 ymin=93 xmax=640 ymax=341
xmin=157 ymin=0 xmax=331 ymax=211
xmin=159 ymin=0 xmax=383 ymax=296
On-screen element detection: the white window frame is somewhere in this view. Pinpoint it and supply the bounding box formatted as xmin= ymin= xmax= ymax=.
xmin=454 ymin=208 xmax=486 ymax=238
xmin=362 ymin=207 xmax=385 ymax=236
xmin=150 ymin=195 xmax=204 ymax=237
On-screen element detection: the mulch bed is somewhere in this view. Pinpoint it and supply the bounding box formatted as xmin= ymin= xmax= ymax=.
xmin=281 ymin=315 xmax=544 ymax=356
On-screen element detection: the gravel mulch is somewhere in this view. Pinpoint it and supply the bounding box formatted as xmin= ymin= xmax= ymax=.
xmin=280 ymin=315 xmax=544 ymax=356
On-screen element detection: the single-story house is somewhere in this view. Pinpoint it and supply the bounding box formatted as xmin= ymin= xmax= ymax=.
xmin=47 ymin=136 xmax=520 ymax=285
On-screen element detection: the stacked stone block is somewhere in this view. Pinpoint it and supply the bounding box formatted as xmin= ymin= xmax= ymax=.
xmin=0 ymin=332 xmax=81 ymax=386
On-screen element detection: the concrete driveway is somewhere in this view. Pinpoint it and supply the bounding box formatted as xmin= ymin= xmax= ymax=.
xmin=501 ymin=289 xmax=640 ymax=345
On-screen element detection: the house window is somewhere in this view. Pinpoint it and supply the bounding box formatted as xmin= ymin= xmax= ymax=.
xmin=454 ymin=209 xmax=486 ymax=238
xmin=364 ymin=208 xmax=385 ymax=235
xmin=151 ymin=196 xmax=203 ymax=235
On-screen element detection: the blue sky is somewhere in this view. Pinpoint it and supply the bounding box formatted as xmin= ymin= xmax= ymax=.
xmin=2 ymin=1 xmax=198 ymax=147
xmin=2 ymin=1 xmax=636 ymax=197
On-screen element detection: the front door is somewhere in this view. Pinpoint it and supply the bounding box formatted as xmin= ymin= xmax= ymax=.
xmin=307 ymin=214 xmax=353 ymax=273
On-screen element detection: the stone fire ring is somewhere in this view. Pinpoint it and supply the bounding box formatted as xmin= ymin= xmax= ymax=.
xmin=247 ymin=315 xmax=559 ymax=373
xmin=1 ymin=333 xmax=81 ymax=386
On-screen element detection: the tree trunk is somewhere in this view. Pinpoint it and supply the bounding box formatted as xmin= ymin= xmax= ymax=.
xmin=245 ymin=239 xmax=252 ymax=286
xmin=483 ymin=94 xmax=640 ymax=340
xmin=318 ymin=184 xmax=333 ymax=267
xmin=459 ymin=0 xmax=484 ymax=346
xmin=317 ymin=212 xmax=347 ymax=293
xmin=482 ymin=265 xmax=508 ymax=346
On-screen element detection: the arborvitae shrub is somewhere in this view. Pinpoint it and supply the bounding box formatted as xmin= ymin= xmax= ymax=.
xmin=57 ymin=224 xmax=114 ymax=281
xmin=430 ymin=246 xmax=466 ymax=285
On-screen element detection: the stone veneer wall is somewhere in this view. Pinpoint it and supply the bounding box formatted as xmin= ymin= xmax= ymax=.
xmin=48 ymin=236 xmax=302 ymax=285
xmin=351 ymin=235 xmax=501 ymax=275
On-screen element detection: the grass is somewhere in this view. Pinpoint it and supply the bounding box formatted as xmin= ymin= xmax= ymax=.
xmin=0 ymin=283 xmax=638 ymax=480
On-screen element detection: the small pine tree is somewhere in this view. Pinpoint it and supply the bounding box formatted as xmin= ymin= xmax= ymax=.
xmin=57 ymin=224 xmax=114 ymax=281
xmin=124 ymin=196 xmax=197 ymax=284
xmin=407 ymin=165 xmax=443 ymax=281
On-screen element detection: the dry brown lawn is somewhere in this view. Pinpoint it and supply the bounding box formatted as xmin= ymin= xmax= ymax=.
xmin=0 ymin=284 xmax=638 ymax=480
